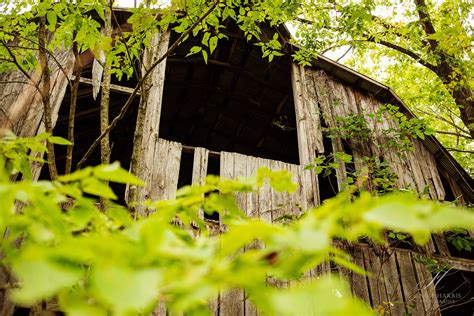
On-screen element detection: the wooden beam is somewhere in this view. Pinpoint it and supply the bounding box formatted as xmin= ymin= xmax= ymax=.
xmin=74 ymin=76 xmax=140 ymax=95
xmin=167 ymin=58 xmax=289 ymax=93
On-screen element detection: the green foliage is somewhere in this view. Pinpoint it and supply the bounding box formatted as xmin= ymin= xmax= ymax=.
xmin=305 ymin=152 xmax=398 ymax=194
xmin=387 ymin=231 xmax=412 ymax=247
xmin=357 ymin=156 xmax=398 ymax=194
xmin=324 ymin=113 xmax=372 ymax=140
xmin=445 ymin=229 xmax=474 ymax=252
xmin=255 ymin=33 xmax=284 ymax=62
xmin=1 ymin=134 xmax=474 ymax=314
xmin=305 ymin=151 xmax=352 ymax=176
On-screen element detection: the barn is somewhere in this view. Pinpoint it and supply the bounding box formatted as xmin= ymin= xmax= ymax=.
xmin=1 ymin=8 xmax=473 ymax=316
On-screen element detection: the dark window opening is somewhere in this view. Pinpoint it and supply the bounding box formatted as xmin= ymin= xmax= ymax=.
xmin=13 ymin=307 xmax=30 ymax=316
xmin=43 ymin=82 xmax=140 ymax=204
xmin=444 ymin=230 xmax=474 ymax=260
xmin=159 ymin=24 xmax=299 ymax=165
xmin=437 ymin=172 xmax=473 ymax=259
xmin=440 ymin=171 xmax=456 ymax=202
xmin=434 ymin=269 xmax=474 ymax=315
xmin=204 ymin=155 xmax=220 ymax=222
xmin=318 ymin=127 xmax=339 ymax=202
xmin=177 ymin=149 xmax=194 ymax=189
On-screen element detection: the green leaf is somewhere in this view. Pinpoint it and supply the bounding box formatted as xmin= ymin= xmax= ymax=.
xmin=48 ymin=136 xmax=72 ymax=145
xmin=90 ymin=266 xmax=161 ymax=313
xmin=209 ymin=36 xmax=218 ymax=54
xmin=58 ymin=167 xmax=93 ymax=182
xmin=186 ymin=46 xmax=201 ymax=57
xmin=202 ymin=50 xmax=208 ymax=64
xmin=81 ymin=177 xmax=117 ymax=200
xmin=264 ymin=276 xmax=372 ymax=315
xmin=11 ymin=259 xmax=82 ymax=304
xmin=202 ymin=32 xmax=210 ymax=46
xmin=46 ymin=11 xmax=57 ymax=30
xmin=93 ymin=162 xmax=144 ymax=186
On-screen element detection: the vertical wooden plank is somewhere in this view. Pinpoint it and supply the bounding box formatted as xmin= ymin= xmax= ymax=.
xmin=219 ymin=152 xmax=244 ymax=316
xmin=126 ymin=31 xmax=170 ymax=214
xmin=432 ymin=234 xmax=450 ymax=256
xmin=246 ymin=155 xmax=259 ymax=219
xmin=396 ymin=251 xmax=425 ymax=315
xmin=258 ymin=158 xmax=272 ymax=223
xmin=233 ymin=153 xmax=247 ymax=211
xmin=192 ymin=147 xmax=209 ymax=186
xmin=291 ymin=64 xmax=325 ymax=170
xmin=413 ymin=259 xmax=441 ymax=316
xmin=192 ymin=147 xmax=209 ymax=221
xmin=380 ymin=252 xmax=406 ymax=315
xmin=245 ymin=155 xmax=260 ymax=316
xmin=350 ymin=246 xmax=372 ymax=305
xmin=362 ymin=247 xmax=389 ymax=311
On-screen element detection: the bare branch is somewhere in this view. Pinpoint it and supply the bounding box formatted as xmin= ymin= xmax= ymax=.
xmin=416 ymin=109 xmax=470 ymax=135
xmin=445 ymin=148 xmax=474 ymax=154
xmin=435 ymin=130 xmax=472 ymax=140
xmin=364 ymin=35 xmax=436 ymax=72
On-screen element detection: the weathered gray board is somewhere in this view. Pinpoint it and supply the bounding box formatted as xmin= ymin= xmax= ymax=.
xmin=291 ymin=64 xmax=446 ymax=201
xmin=126 ymin=31 xmax=171 ymax=216
xmin=0 ymin=50 xmax=74 ymax=139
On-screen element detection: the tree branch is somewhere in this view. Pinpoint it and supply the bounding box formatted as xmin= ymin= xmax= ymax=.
xmin=364 ymin=35 xmax=436 ymax=72
xmin=445 ymin=148 xmax=474 ymax=154
xmin=76 ymin=0 xmax=221 ymax=169
xmin=416 ymin=109 xmax=470 ymax=135
xmin=435 ymin=130 xmax=472 ymax=140
xmin=413 ymin=0 xmax=438 ymax=52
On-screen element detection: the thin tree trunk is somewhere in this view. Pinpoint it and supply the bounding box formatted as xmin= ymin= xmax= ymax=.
xmin=99 ymin=2 xmax=113 ymax=206
xmin=38 ymin=12 xmax=58 ymax=180
xmin=65 ymin=40 xmax=82 ymax=174
xmin=452 ymin=86 xmax=474 ymax=139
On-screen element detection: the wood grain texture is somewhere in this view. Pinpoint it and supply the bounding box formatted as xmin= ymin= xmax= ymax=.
xmin=413 ymin=259 xmax=440 ymax=316
xmin=396 ymin=251 xmax=425 ymax=315
xmin=126 ymin=31 xmax=171 ymax=215
xmin=306 ymin=68 xmax=446 ymax=200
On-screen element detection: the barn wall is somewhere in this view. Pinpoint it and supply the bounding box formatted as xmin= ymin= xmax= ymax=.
xmin=290 ymin=64 xmax=445 ymax=315
xmin=291 ymin=64 xmax=446 ymax=200
xmin=0 ymin=49 xmax=74 ymax=139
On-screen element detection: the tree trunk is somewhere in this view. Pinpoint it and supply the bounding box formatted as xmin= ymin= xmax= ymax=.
xmin=99 ymin=2 xmax=112 ymax=209
xmin=38 ymin=13 xmax=58 ymax=180
xmin=434 ymin=62 xmax=474 ymax=138
xmin=452 ymin=86 xmax=474 ymax=139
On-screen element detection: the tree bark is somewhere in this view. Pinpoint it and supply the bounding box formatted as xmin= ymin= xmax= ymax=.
xmin=65 ymin=40 xmax=82 ymax=174
xmin=99 ymin=2 xmax=113 ymax=207
xmin=38 ymin=13 xmax=58 ymax=180
xmin=452 ymin=85 xmax=474 ymax=139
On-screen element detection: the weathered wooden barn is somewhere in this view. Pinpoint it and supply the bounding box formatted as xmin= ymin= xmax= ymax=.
xmin=1 ymin=9 xmax=474 ymax=316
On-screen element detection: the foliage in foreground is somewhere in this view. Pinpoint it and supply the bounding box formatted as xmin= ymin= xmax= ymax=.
xmin=1 ymin=133 xmax=474 ymax=315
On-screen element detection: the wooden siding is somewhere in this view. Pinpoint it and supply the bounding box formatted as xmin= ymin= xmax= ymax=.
xmin=0 ymin=49 xmax=74 ymax=138
xmin=292 ymin=65 xmax=446 ymax=201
